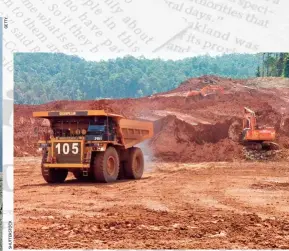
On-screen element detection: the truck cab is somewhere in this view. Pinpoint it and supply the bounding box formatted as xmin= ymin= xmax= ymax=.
xmin=86 ymin=116 xmax=117 ymax=142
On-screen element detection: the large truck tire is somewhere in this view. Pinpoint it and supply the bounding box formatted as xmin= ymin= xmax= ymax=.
xmin=124 ymin=147 xmax=144 ymax=179
xmin=41 ymin=167 xmax=68 ymax=183
xmin=41 ymin=151 xmax=68 ymax=183
xmin=93 ymin=147 xmax=120 ymax=183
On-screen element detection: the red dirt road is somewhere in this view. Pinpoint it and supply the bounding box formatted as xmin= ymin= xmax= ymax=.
xmin=14 ymin=158 xmax=289 ymax=249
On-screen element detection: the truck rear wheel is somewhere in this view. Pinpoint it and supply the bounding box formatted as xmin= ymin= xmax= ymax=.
xmin=93 ymin=147 xmax=120 ymax=183
xmin=41 ymin=167 xmax=68 ymax=183
xmin=124 ymin=147 xmax=144 ymax=179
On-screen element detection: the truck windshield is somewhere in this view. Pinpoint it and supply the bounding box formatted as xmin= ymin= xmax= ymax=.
xmin=86 ymin=125 xmax=107 ymax=136
xmin=88 ymin=125 xmax=106 ymax=132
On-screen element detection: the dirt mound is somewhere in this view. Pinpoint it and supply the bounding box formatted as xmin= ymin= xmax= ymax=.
xmin=255 ymin=107 xmax=282 ymax=130
xmin=14 ymin=76 xmax=289 ymax=161
xmin=282 ymin=118 xmax=289 ymax=136
xmin=89 ymin=100 xmax=117 ymax=113
xmin=159 ymin=75 xmax=244 ymax=96
xmin=150 ymin=115 xmax=243 ymax=162
xmin=254 ymin=108 xmax=289 ymax=148
xmin=246 ymin=77 xmax=289 ymax=88
xmin=14 ymin=113 xmax=47 ymax=157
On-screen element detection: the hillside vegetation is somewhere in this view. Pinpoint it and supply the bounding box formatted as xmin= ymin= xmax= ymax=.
xmin=14 ymin=53 xmax=289 ymax=105
xmin=14 ymin=53 xmax=260 ymax=104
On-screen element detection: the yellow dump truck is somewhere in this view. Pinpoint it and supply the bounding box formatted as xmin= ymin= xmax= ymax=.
xmin=33 ymin=110 xmax=153 ymax=183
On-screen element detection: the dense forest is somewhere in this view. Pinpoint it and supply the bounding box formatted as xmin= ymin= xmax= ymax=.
xmin=14 ymin=53 xmax=288 ymax=105
xmin=257 ymin=53 xmax=289 ymax=78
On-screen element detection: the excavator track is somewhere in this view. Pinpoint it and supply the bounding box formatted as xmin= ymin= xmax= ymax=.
xmin=243 ymin=142 xmax=263 ymax=151
xmin=261 ymin=141 xmax=280 ymax=150
xmin=243 ymin=141 xmax=280 ymax=151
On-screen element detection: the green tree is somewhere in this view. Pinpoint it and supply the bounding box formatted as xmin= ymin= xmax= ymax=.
xmin=283 ymin=57 xmax=289 ymax=78
xmin=256 ymin=66 xmax=261 ymax=77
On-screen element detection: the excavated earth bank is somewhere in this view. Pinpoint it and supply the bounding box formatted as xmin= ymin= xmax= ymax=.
xmin=14 ymin=76 xmax=289 ymax=161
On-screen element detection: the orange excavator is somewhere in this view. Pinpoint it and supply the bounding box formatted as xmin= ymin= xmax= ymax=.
xmin=186 ymin=85 xmax=224 ymax=101
xmin=241 ymin=107 xmax=279 ymax=150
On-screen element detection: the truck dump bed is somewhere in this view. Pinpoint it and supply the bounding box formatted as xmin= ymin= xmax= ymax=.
xmin=119 ymin=119 xmax=153 ymax=148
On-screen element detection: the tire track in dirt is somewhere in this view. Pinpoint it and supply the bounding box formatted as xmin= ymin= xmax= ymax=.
xmin=14 ymin=158 xmax=289 ymax=249
xmin=178 ymin=163 xmax=289 ymax=219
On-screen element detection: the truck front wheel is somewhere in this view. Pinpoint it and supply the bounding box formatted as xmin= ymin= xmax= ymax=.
xmin=124 ymin=147 xmax=144 ymax=179
xmin=93 ymin=147 xmax=120 ymax=183
xmin=41 ymin=151 xmax=68 ymax=183
xmin=41 ymin=167 xmax=68 ymax=183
